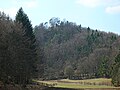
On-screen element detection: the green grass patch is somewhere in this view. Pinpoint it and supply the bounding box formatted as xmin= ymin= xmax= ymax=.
xmin=54 ymin=83 xmax=114 ymax=89
xmin=35 ymin=78 xmax=120 ymax=89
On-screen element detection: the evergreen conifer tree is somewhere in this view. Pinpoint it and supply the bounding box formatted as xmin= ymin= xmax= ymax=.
xmin=15 ymin=7 xmax=38 ymax=85
xmin=111 ymin=52 xmax=120 ymax=87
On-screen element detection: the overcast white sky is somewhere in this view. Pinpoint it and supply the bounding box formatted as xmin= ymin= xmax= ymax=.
xmin=0 ymin=0 xmax=120 ymax=34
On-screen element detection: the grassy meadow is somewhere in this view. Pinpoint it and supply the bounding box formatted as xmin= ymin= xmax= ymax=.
xmin=36 ymin=78 xmax=120 ymax=89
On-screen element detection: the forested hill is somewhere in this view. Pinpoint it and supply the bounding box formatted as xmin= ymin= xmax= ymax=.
xmin=0 ymin=8 xmax=120 ymax=88
xmin=34 ymin=17 xmax=120 ymax=79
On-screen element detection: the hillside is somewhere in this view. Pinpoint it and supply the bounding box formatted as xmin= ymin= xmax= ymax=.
xmin=0 ymin=8 xmax=120 ymax=89
xmin=34 ymin=18 xmax=120 ymax=80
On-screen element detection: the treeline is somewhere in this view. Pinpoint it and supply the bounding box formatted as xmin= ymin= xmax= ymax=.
xmin=34 ymin=17 xmax=120 ymax=86
xmin=0 ymin=8 xmax=43 ymax=89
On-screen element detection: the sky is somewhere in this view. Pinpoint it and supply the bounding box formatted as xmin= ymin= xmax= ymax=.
xmin=0 ymin=0 xmax=120 ymax=34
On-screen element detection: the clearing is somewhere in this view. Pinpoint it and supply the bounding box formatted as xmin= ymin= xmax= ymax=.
xmin=35 ymin=78 xmax=120 ymax=89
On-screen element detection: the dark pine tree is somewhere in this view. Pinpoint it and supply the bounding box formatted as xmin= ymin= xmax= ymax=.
xmin=111 ymin=52 xmax=120 ymax=87
xmin=15 ymin=7 xmax=38 ymax=85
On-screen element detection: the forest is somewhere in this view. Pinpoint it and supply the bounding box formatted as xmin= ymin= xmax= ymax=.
xmin=34 ymin=17 xmax=120 ymax=86
xmin=0 ymin=7 xmax=120 ymax=89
